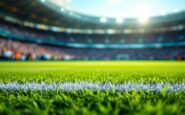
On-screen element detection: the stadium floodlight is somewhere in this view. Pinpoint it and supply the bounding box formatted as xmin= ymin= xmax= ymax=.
xmin=67 ymin=28 xmax=72 ymax=33
xmin=107 ymin=29 xmax=115 ymax=34
xmin=100 ymin=17 xmax=107 ymax=23
xmin=116 ymin=17 xmax=123 ymax=24
xmin=60 ymin=8 xmax=65 ymax=12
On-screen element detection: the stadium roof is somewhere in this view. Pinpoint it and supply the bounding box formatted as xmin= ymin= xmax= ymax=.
xmin=49 ymin=0 xmax=185 ymax=18
xmin=0 ymin=0 xmax=185 ymax=30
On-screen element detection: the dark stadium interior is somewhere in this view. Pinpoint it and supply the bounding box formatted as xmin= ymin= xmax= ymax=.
xmin=0 ymin=0 xmax=185 ymax=61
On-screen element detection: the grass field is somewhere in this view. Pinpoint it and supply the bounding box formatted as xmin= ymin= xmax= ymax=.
xmin=0 ymin=61 xmax=185 ymax=115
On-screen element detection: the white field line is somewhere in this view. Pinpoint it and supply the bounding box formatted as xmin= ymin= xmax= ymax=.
xmin=0 ymin=83 xmax=185 ymax=93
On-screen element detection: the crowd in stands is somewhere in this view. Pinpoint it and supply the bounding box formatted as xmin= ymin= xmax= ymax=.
xmin=0 ymin=38 xmax=74 ymax=61
xmin=0 ymin=38 xmax=184 ymax=61
xmin=0 ymin=20 xmax=185 ymax=61
xmin=0 ymin=20 xmax=185 ymax=45
xmin=60 ymin=47 xmax=185 ymax=60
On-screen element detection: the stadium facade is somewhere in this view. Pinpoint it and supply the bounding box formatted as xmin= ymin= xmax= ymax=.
xmin=0 ymin=0 xmax=185 ymax=60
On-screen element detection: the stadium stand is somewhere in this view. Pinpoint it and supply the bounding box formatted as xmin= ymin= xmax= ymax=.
xmin=1 ymin=38 xmax=184 ymax=61
xmin=0 ymin=38 xmax=75 ymax=61
xmin=0 ymin=20 xmax=185 ymax=44
xmin=0 ymin=0 xmax=185 ymax=61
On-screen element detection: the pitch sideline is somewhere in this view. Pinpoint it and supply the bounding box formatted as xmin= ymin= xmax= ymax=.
xmin=0 ymin=82 xmax=185 ymax=93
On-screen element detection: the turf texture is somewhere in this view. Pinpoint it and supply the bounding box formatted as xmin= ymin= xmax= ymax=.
xmin=0 ymin=61 xmax=185 ymax=115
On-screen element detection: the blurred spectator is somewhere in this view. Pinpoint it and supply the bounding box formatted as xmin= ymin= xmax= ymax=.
xmin=14 ymin=52 xmax=21 ymax=60
xmin=0 ymin=38 xmax=70 ymax=61
xmin=0 ymin=19 xmax=185 ymax=61
xmin=0 ymin=38 xmax=185 ymax=61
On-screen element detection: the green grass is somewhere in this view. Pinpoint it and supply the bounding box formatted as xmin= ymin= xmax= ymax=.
xmin=0 ymin=61 xmax=185 ymax=115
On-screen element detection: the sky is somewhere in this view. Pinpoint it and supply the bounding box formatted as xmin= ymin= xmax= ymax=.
xmin=49 ymin=0 xmax=185 ymax=18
